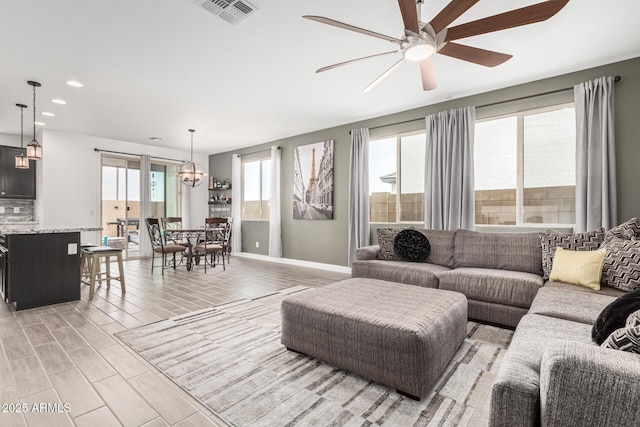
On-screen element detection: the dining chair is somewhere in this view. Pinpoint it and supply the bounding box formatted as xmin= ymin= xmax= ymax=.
xmin=161 ymin=217 xmax=189 ymax=247
xmin=194 ymin=221 xmax=228 ymax=272
xmin=205 ymin=217 xmax=232 ymax=263
xmin=145 ymin=218 xmax=185 ymax=275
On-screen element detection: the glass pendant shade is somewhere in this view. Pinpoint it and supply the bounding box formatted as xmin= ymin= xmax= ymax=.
xmin=15 ymin=103 xmax=29 ymax=169
xmin=179 ymin=129 xmax=207 ymax=187
xmin=15 ymin=153 xmax=29 ymax=169
xmin=178 ymin=161 xmax=206 ymax=187
xmin=26 ymin=140 xmax=43 ymax=160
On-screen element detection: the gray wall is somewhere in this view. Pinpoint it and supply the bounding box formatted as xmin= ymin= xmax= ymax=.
xmin=210 ymin=57 xmax=640 ymax=267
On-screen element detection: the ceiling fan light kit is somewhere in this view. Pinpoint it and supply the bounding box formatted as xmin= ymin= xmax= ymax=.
xmin=305 ymin=0 xmax=570 ymax=92
xmin=404 ymin=42 xmax=435 ymax=61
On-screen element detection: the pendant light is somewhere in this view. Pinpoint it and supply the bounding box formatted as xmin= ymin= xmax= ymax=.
xmin=15 ymin=103 xmax=29 ymax=169
xmin=178 ymin=129 xmax=206 ymax=187
xmin=26 ymin=81 xmax=43 ymax=160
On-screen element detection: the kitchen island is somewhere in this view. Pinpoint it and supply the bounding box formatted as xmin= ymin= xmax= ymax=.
xmin=0 ymin=227 xmax=101 ymax=310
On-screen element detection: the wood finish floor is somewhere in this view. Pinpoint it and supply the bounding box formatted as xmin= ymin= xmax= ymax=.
xmin=0 ymin=256 xmax=350 ymax=427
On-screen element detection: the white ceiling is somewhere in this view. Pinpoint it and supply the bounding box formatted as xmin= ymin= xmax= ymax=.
xmin=1 ymin=0 xmax=639 ymax=155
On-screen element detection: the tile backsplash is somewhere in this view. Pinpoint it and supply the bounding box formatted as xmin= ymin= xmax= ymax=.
xmin=0 ymin=200 xmax=36 ymax=222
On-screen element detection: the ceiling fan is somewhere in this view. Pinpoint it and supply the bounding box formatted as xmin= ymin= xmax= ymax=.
xmin=304 ymin=0 xmax=570 ymax=92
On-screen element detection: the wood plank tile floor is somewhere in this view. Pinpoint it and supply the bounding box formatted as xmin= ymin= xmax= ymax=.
xmin=0 ymin=256 xmax=350 ymax=426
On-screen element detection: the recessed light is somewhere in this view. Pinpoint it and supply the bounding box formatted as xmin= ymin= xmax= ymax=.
xmin=35 ymin=121 xmax=46 ymax=126
xmin=149 ymin=136 xmax=163 ymax=141
xmin=66 ymin=80 xmax=84 ymax=88
xmin=42 ymin=111 xmax=55 ymax=117
xmin=51 ymin=99 xmax=66 ymax=105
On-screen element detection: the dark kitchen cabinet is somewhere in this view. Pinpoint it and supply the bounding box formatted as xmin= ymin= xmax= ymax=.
xmin=3 ymin=232 xmax=80 ymax=310
xmin=0 ymin=145 xmax=36 ymax=199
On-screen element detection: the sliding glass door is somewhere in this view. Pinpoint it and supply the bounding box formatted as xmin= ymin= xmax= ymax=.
xmin=101 ymin=155 xmax=180 ymax=260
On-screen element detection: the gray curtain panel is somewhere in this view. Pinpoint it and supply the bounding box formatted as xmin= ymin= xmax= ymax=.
xmin=269 ymin=146 xmax=282 ymax=257
xmin=424 ymin=107 xmax=476 ymax=231
xmin=348 ymin=128 xmax=370 ymax=266
xmin=231 ymin=154 xmax=242 ymax=253
xmin=574 ymin=76 xmax=617 ymax=232
xmin=139 ymin=154 xmax=152 ymax=258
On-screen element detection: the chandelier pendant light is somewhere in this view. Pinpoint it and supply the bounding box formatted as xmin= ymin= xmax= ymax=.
xmin=15 ymin=103 xmax=29 ymax=169
xmin=26 ymin=81 xmax=43 ymax=160
xmin=178 ymin=129 xmax=206 ymax=188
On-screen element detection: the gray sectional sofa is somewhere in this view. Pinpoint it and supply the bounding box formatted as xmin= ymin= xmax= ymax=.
xmin=352 ymin=228 xmax=640 ymax=426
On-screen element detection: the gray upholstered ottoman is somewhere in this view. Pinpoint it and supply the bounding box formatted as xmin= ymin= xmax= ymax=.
xmin=281 ymin=278 xmax=467 ymax=399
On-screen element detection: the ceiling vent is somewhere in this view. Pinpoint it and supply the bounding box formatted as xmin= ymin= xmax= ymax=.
xmin=198 ymin=0 xmax=258 ymax=25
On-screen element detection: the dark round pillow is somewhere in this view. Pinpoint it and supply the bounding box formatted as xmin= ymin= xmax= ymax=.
xmin=592 ymin=289 xmax=640 ymax=345
xmin=393 ymin=229 xmax=430 ymax=262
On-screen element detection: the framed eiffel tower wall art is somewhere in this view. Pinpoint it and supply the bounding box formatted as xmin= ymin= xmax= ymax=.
xmin=293 ymin=140 xmax=334 ymax=220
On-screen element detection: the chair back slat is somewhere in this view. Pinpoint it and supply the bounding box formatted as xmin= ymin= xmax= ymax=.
xmin=145 ymin=218 xmax=164 ymax=247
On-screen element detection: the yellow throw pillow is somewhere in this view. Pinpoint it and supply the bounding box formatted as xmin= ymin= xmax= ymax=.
xmin=549 ymin=247 xmax=606 ymax=290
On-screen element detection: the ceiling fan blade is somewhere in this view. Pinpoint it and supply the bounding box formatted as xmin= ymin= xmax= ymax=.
xmin=420 ymin=57 xmax=437 ymax=91
xmin=429 ymin=0 xmax=480 ymax=34
xmin=363 ymin=58 xmax=405 ymax=92
xmin=303 ymin=16 xmax=402 ymax=44
xmin=397 ymin=0 xmax=420 ymax=34
xmin=316 ymin=51 xmax=399 ymax=73
xmin=438 ymin=42 xmax=512 ymax=67
xmin=445 ymin=0 xmax=570 ymax=41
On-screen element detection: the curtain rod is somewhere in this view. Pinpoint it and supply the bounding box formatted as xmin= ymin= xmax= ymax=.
xmin=349 ymin=75 xmax=621 ymax=134
xmin=94 ymin=148 xmax=184 ymax=163
xmin=236 ymin=146 xmax=281 ymax=157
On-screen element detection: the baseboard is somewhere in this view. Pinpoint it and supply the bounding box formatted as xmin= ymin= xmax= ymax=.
xmin=233 ymin=252 xmax=352 ymax=274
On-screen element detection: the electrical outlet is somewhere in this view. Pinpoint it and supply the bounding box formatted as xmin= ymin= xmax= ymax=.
xmin=255 ymin=241 xmax=259 ymax=248
xmin=13 ymin=207 xmax=20 ymax=213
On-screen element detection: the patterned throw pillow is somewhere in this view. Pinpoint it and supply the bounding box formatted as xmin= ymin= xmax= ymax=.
xmin=376 ymin=227 xmax=415 ymax=260
xmin=601 ymin=325 xmax=640 ymax=354
xmin=393 ymin=229 xmax=430 ymax=262
xmin=540 ymin=228 xmax=605 ymax=280
xmin=601 ymin=237 xmax=640 ymax=291
xmin=606 ymin=217 xmax=640 ymax=240
xmin=626 ymin=310 xmax=640 ymax=328
xmin=591 ymin=289 xmax=640 ymax=345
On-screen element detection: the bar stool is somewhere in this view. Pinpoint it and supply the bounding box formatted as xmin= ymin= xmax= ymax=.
xmin=80 ymin=242 xmax=98 ymax=282
xmin=81 ymin=246 xmax=126 ymax=299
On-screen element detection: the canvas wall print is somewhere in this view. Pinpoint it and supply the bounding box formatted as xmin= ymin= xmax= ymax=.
xmin=293 ymin=140 xmax=334 ymax=220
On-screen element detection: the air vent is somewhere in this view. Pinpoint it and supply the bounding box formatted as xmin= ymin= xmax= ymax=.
xmin=198 ymin=0 xmax=258 ymax=25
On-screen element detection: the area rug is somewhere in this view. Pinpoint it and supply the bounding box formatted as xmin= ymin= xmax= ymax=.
xmin=116 ymin=286 xmax=513 ymax=426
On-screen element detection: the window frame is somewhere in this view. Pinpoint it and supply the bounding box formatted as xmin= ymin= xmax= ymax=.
xmin=369 ymin=129 xmax=426 ymax=224
xmin=475 ymin=101 xmax=576 ymax=227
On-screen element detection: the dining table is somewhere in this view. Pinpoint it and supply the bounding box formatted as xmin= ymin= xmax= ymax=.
xmin=164 ymin=228 xmax=205 ymax=271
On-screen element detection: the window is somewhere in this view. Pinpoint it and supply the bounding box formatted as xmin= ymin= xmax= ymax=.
xmin=474 ymin=103 xmax=576 ymax=226
xmin=242 ymin=157 xmax=271 ymax=220
xmin=369 ymin=131 xmax=426 ymax=223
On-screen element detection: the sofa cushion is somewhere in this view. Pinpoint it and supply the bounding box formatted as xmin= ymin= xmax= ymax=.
xmin=393 ymin=229 xmax=430 ymax=262
xmin=600 ymin=236 xmax=640 ymax=291
xmin=438 ymin=267 xmax=543 ymax=308
xmin=543 ymin=280 xmax=624 ymax=298
xmin=592 ymin=289 xmax=640 ymax=345
xmin=417 ymin=229 xmax=456 ymax=268
xmin=549 ymin=247 xmax=606 ymax=291
xmin=351 ymin=260 xmax=449 ymax=289
xmin=540 ymin=228 xmax=605 ymax=280
xmin=606 ymin=217 xmax=640 ymax=240
xmin=529 ymin=287 xmax=616 ymax=325
xmin=453 ymin=229 xmax=543 ymax=275
xmin=489 ymin=314 xmax=593 ymax=427
xmin=376 ymin=227 xmax=414 ymax=260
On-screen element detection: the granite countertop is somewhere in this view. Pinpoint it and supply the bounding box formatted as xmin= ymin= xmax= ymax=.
xmin=0 ymin=227 xmax=102 ymax=235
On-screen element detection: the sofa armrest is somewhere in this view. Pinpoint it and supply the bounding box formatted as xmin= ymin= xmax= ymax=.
xmin=355 ymin=245 xmax=380 ymax=261
xmin=540 ymin=340 xmax=640 ymax=427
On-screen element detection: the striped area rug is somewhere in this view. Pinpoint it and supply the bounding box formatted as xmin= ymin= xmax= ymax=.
xmin=116 ymin=286 xmax=513 ymax=426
